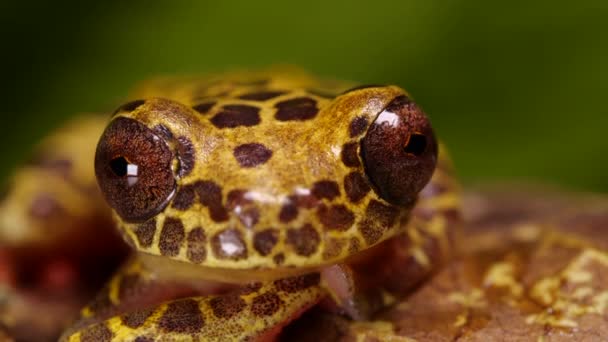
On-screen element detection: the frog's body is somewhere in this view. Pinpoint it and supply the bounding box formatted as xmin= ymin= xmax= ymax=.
xmin=49 ymin=68 xmax=459 ymax=341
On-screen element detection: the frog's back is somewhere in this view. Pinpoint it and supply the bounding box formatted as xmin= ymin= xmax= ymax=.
xmin=96 ymin=68 xmax=438 ymax=279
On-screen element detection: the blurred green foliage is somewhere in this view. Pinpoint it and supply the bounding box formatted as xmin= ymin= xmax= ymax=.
xmin=1 ymin=1 xmax=607 ymax=191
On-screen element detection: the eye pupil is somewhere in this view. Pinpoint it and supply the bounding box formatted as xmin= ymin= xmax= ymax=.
xmin=404 ymin=133 xmax=427 ymax=156
xmin=110 ymin=156 xmax=129 ymax=177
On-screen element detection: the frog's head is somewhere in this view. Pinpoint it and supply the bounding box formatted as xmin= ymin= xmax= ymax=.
xmin=94 ymin=78 xmax=437 ymax=281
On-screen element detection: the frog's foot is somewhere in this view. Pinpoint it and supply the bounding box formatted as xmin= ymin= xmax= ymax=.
xmin=61 ymin=258 xmax=325 ymax=341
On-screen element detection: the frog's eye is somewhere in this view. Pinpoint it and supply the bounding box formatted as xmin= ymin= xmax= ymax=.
xmin=95 ymin=117 xmax=176 ymax=222
xmin=361 ymin=95 xmax=438 ymax=206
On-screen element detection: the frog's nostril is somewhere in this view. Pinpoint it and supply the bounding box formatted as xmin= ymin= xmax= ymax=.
xmin=404 ymin=133 xmax=427 ymax=156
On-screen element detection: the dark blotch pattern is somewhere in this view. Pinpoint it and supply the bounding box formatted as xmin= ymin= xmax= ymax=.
xmin=344 ymin=172 xmax=371 ymax=203
xmin=172 ymin=184 xmax=196 ymax=210
xmin=239 ymin=90 xmax=285 ymax=101
xmin=275 ymin=97 xmax=319 ymax=121
xmin=121 ymin=308 xmax=154 ymax=328
xmin=349 ymin=116 xmax=369 ymax=137
xmin=251 ymin=292 xmax=283 ymax=317
xmin=176 ymin=136 xmax=195 ymax=177
xmin=279 ymin=202 xmax=298 ymax=223
xmin=233 ymin=143 xmax=273 ymax=168
xmin=211 ymin=228 xmax=248 ymax=260
xmin=211 ymin=104 xmax=261 ymax=128
xmin=113 ymin=99 xmax=145 ymax=116
xmin=341 ymin=142 xmax=360 ymax=167
xmin=311 ymin=180 xmax=340 ymax=200
xmin=158 ymin=299 xmax=204 ymax=333
xmin=287 ymin=224 xmax=320 ymax=256
xmin=273 ymin=253 xmax=285 ymax=265
xmin=159 ymin=217 xmax=185 ymax=256
xmin=317 ymin=204 xmax=355 ymax=231
xmin=187 ymin=228 xmax=207 ymax=263
xmin=192 ymin=102 xmax=216 ymax=114
xmin=359 ymin=219 xmax=384 ymax=245
xmin=274 ymin=273 xmax=321 ymax=293
xmin=367 ymin=200 xmax=399 ymax=228
xmin=209 ymin=294 xmax=247 ymax=319
xmin=253 ymin=229 xmax=279 ymax=256
xmin=80 ymin=323 xmax=113 ymax=342
xmin=194 ymin=181 xmax=228 ymax=222
xmin=134 ymin=219 xmax=156 ymax=248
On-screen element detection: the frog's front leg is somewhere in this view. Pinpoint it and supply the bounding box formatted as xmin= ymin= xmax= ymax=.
xmin=62 ymin=261 xmax=325 ymax=342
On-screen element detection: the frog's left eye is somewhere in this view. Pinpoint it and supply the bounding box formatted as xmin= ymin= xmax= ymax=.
xmin=361 ymin=95 xmax=438 ymax=206
xmin=95 ymin=117 xmax=176 ymax=222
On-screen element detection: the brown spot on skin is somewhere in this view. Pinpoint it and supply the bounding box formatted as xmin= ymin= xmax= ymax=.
xmin=323 ymin=238 xmax=346 ymax=260
xmin=80 ymin=323 xmax=113 ymax=342
xmin=192 ymin=102 xmax=216 ymax=114
xmin=312 ymin=180 xmax=340 ymax=200
xmin=233 ymin=143 xmax=272 ymax=168
xmin=348 ymin=237 xmax=361 ymax=253
xmin=344 ymin=172 xmax=371 ymax=203
xmin=279 ymin=202 xmax=298 ymax=223
xmin=153 ymin=124 xmax=173 ymax=140
xmin=29 ymin=194 xmax=63 ymax=219
xmin=274 ymin=273 xmax=321 ymax=293
xmin=194 ymin=181 xmax=228 ymax=222
xmin=172 ymin=184 xmax=196 ymax=210
xmin=134 ymin=219 xmax=156 ymax=248
xmin=287 ymin=224 xmax=320 ymax=256
xmin=95 ymin=117 xmax=176 ymax=223
xmin=251 ymin=292 xmax=283 ymax=317
xmin=121 ymin=308 xmax=154 ymax=328
xmin=226 ymin=189 xmax=251 ymax=209
xmin=317 ymin=204 xmax=355 ymax=231
xmin=367 ymin=200 xmax=399 ymax=228
xmin=359 ymin=219 xmax=383 ymax=245
xmin=361 ymin=95 xmax=438 ymax=205
xmin=158 ymin=299 xmax=204 ymax=333
xmin=211 ymin=104 xmax=261 ymax=128
xmin=209 ymin=294 xmax=246 ymax=319
xmin=291 ymin=193 xmax=319 ymax=209
xmin=239 ymin=90 xmax=286 ymax=101
xmin=112 ymin=99 xmax=145 ymax=116
xmin=273 ymin=253 xmax=285 ymax=265
xmin=359 ymin=201 xmax=399 ymax=245
xmin=176 ymin=136 xmax=195 ymax=177
xmin=254 ymin=229 xmax=279 ymax=256
xmin=211 ymin=228 xmax=247 ymax=260
xmin=159 ymin=217 xmax=185 ymax=257
xmin=349 ymin=116 xmax=369 ymax=137
xmin=187 ymin=228 xmax=207 ymax=263
xmin=341 ymin=142 xmax=360 ymax=167
xmin=275 ymin=97 xmax=319 ymax=121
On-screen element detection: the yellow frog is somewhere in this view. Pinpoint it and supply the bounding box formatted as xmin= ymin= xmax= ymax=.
xmin=60 ymin=68 xmax=460 ymax=341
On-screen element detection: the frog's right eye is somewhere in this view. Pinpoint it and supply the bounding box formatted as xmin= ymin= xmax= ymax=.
xmin=95 ymin=117 xmax=176 ymax=222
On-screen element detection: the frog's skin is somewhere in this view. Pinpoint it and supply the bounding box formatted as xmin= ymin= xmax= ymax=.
xmin=62 ymin=68 xmax=461 ymax=341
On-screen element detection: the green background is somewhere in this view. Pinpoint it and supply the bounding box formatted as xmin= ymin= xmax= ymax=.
xmin=1 ymin=1 xmax=607 ymax=192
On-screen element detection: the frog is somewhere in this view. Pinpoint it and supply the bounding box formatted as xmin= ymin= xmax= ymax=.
xmin=50 ymin=68 xmax=461 ymax=341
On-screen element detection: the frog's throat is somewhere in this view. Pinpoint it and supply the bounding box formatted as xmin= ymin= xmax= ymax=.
xmin=138 ymin=252 xmax=326 ymax=284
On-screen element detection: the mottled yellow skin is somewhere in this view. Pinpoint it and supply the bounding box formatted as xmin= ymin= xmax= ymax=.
xmin=63 ymin=69 xmax=460 ymax=341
